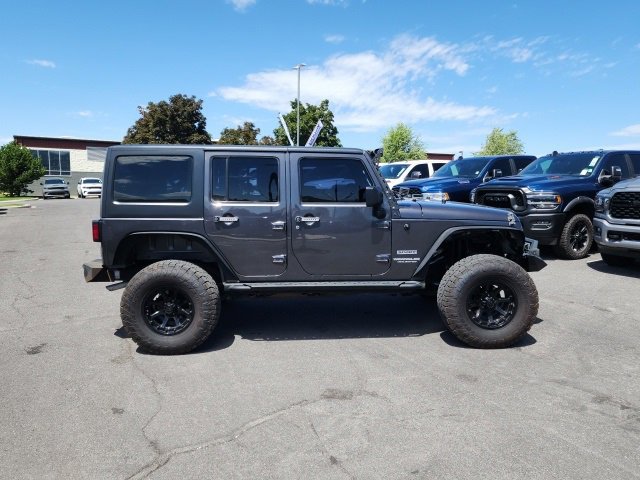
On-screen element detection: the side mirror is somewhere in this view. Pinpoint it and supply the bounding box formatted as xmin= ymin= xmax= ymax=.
xmin=365 ymin=186 xmax=383 ymax=207
xmin=611 ymin=166 xmax=622 ymax=182
xmin=599 ymin=166 xmax=622 ymax=186
xmin=410 ymin=171 xmax=423 ymax=179
xmin=493 ymin=169 xmax=503 ymax=178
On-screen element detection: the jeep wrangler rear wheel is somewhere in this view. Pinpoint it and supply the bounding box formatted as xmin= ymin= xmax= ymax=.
xmin=554 ymin=214 xmax=593 ymax=260
xmin=437 ymin=254 xmax=538 ymax=348
xmin=120 ymin=260 xmax=220 ymax=354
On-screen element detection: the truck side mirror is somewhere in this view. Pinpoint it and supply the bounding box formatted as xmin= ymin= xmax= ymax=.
xmin=365 ymin=186 xmax=383 ymax=207
xmin=599 ymin=166 xmax=622 ymax=186
xmin=410 ymin=171 xmax=422 ymax=179
xmin=611 ymin=166 xmax=622 ymax=182
xmin=492 ymin=169 xmax=503 ymax=178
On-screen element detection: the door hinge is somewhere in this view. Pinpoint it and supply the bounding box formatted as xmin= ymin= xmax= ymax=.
xmin=272 ymin=254 xmax=287 ymax=264
xmin=376 ymin=254 xmax=391 ymax=264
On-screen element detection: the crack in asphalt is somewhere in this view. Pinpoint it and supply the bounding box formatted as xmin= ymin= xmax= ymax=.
xmin=126 ymin=388 xmax=383 ymax=479
xmin=126 ymin=398 xmax=315 ymax=480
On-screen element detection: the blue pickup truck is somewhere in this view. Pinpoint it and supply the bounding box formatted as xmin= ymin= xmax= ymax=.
xmin=392 ymin=155 xmax=536 ymax=202
xmin=472 ymin=150 xmax=640 ymax=259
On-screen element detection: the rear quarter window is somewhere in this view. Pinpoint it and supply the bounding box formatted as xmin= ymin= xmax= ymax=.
xmin=114 ymin=155 xmax=193 ymax=202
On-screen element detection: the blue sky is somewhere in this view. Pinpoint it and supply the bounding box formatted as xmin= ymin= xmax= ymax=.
xmin=1 ymin=0 xmax=639 ymax=156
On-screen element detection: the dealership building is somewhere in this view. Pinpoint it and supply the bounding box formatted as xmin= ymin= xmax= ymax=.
xmin=13 ymin=135 xmax=121 ymax=197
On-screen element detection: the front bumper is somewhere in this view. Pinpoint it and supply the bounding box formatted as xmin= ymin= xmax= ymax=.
xmin=593 ymin=217 xmax=640 ymax=258
xmin=522 ymin=237 xmax=546 ymax=272
xmin=43 ymin=190 xmax=70 ymax=198
xmin=519 ymin=212 xmax=565 ymax=245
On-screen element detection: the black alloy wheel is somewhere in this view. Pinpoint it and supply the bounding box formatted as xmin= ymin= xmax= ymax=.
xmin=569 ymin=221 xmax=589 ymax=253
xmin=142 ymin=287 xmax=195 ymax=336
xmin=466 ymin=280 xmax=517 ymax=329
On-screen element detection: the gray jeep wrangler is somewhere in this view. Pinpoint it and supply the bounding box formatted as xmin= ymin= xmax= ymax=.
xmin=83 ymin=145 xmax=546 ymax=354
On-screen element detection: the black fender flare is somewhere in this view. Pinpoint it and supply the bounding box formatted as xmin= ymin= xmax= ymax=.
xmin=563 ymin=196 xmax=595 ymax=216
xmin=412 ymin=226 xmax=526 ymax=278
xmin=115 ymin=231 xmax=237 ymax=282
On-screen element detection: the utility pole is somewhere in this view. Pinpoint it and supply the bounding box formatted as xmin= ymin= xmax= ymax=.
xmin=293 ymin=63 xmax=306 ymax=146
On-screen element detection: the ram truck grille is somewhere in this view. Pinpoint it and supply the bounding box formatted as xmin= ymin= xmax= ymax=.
xmin=610 ymin=192 xmax=640 ymax=220
xmin=477 ymin=190 xmax=525 ymax=211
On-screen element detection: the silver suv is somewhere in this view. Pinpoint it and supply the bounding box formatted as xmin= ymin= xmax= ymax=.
xmin=41 ymin=177 xmax=70 ymax=199
xmin=594 ymin=176 xmax=640 ymax=266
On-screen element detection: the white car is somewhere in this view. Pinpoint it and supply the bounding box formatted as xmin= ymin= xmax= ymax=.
xmin=379 ymin=159 xmax=450 ymax=188
xmin=77 ymin=177 xmax=103 ymax=198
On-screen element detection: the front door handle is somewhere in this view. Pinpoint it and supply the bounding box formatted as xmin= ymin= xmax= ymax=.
xmin=295 ymin=216 xmax=320 ymax=224
xmin=271 ymin=221 xmax=286 ymax=231
xmin=214 ymin=215 xmax=239 ymax=224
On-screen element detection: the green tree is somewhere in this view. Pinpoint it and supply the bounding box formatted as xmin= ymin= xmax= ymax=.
xmin=380 ymin=123 xmax=426 ymax=162
xmin=475 ymin=128 xmax=524 ymax=155
xmin=0 ymin=142 xmax=46 ymax=196
xmin=123 ymin=94 xmax=212 ymax=144
xmin=218 ymin=121 xmax=261 ymax=145
xmin=273 ymin=99 xmax=341 ymax=147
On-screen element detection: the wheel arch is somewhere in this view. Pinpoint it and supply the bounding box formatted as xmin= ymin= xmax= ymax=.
xmin=413 ymin=227 xmax=527 ymax=285
xmin=112 ymin=232 xmax=235 ymax=283
xmin=563 ymin=197 xmax=595 ymax=218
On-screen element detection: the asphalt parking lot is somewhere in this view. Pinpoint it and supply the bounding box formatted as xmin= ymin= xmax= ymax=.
xmin=1 ymin=198 xmax=639 ymax=479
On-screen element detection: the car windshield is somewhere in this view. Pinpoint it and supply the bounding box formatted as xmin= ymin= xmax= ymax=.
xmin=432 ymin=158 xmax=491 ymax=179
xmin=83 ymin=178 xmax=102 ymax=184
xmin=45 ymin=179 xmax=65 ymax=184
xmin=520 ymin=153 xmax=601 ymax=176
xmin=379 ymin=163 xmax=409 ymax=179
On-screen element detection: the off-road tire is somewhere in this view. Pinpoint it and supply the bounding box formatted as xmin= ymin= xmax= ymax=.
xmin=437 ymin=254 xmax=538 ymax=348
xmin=554 ymin=214 xmax=593 ymax=260
xmin=601 ymin=252 xmax=629 ymax=267
xmin=120 ymin=260 xmax=220 ymax=355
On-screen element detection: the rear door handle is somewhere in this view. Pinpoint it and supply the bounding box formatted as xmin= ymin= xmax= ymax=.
xmin=271 ymin=221 xmax=286 ymax=231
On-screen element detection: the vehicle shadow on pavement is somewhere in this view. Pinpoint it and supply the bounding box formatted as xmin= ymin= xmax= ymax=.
xmin=586 ymin=259 xmax=640 ymax=279
xmin=193 ymin=293 xmax=446 ymax=353
xmin=439 ymin=330 xmax=538 ymax=349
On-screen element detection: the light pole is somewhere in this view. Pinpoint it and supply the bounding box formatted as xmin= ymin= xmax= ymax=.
xmin=293 ymin=63 xmax=306 ymax=146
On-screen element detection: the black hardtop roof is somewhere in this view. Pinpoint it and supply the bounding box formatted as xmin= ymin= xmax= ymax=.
xmin=107 ymin=145 xmax=366 ymax=155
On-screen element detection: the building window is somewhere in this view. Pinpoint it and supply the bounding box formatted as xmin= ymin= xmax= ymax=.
xmin=30 ymin=149 xmax=71 ymax=176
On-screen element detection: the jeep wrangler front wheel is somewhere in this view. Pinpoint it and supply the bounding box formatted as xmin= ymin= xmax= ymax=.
xmin=120 ymin=260 xmax=220 ymax=354
xmin=437 ymin=254 xmax=538 ymax=348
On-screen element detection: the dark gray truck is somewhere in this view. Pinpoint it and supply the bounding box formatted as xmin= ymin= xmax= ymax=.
xmin=83 ymin=145 xmax=546 ymax=354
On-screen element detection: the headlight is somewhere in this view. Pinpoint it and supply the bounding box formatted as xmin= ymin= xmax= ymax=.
xmin=421 ymin=191 xmax=450 ymax=202
xmin=594 ymin=194 xmax=610 ymax=213
xmin=527 ymin=192 xmax=562 ymax=210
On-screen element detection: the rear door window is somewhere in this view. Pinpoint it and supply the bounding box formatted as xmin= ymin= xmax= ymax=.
xmin=211 ymin=156 xmax=279 ymax=202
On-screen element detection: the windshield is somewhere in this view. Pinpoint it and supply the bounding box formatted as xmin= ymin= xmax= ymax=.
xmin=44 ymin=178 xmax=65 ymax=185
xmin=520 ymin=153 xmax=601 ymax=176
xmin=432 ymin=157 xmax=491 ymax=179
xmin=83 ymin=178 xmax=102 ymax=184
xmin=379 ymin=163 xmax=409 ymax=179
